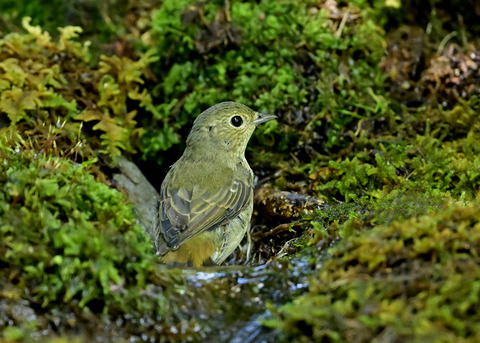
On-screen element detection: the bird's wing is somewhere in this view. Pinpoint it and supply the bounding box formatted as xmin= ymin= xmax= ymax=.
xmin=159 ymin=167 xmax=253 ymax=250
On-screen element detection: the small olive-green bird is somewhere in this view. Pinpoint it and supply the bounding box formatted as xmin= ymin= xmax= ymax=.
xmin=156 ymin=101 xmax=276 ymax=267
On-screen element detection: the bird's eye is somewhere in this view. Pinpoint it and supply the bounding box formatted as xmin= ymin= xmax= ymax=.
xmin=230 ymin=115 xmax=243 ymax=127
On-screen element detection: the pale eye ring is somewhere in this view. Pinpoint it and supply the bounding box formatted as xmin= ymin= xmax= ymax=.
xmin=230 ymin=115 xmax=243 ymax=127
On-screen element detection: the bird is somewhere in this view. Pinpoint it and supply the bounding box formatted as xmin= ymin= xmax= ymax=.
xmin=156 ymin=101 xmax=276 ymax=267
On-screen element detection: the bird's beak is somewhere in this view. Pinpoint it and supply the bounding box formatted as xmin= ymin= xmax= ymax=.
xmin=254 ymin=112 xmax=277 ymax=125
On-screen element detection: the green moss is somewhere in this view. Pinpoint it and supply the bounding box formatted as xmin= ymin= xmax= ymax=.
xmin=266 ymin=201 xmax=480 ymax=342
xmin=0 ymin=18 xmax=157 ymax=159
xmin=0 ymin=142 xmax=158 ymax=312
xmin=138 ymin=0 xmax=388 ymax=162
xmin=311 ymin=97 xmax=480 ymax=203
xmin=266 ymin=95 xmax=480 ymax=342
xmin=0 ymin=140 xmax=216 ymax=340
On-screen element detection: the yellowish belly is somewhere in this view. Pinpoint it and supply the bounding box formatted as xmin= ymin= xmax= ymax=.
xmin=162 ymin=202 xmax=253 ymax=267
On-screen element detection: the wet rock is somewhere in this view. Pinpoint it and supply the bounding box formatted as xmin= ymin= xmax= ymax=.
xmin=254 ymin=186 xmax=325 ymax=223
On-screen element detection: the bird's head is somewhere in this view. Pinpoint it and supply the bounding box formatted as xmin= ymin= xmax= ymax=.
xmin=186 ymin=102 xmax=277 ymax=158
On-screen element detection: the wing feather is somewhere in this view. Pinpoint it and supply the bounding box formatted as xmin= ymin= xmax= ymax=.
xmin=158 ymin=164 xmax=253 ymax=251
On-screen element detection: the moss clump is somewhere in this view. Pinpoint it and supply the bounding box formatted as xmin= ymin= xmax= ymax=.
xmin=0 ymin=18 xmax=157 ymax=160
xmin=137 ymin=0 xmax=387 ymax=164
xmin=0 ymin=142 xmax=160 ymax=315
xmin=265 ymin=201 xmax=480 ymax=342
xmin=310 ymin=96 xmax=480 ymax=203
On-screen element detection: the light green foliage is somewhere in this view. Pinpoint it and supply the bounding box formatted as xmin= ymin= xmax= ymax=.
xmin=0 ymin=18 xmax=157 ymax=158
xmin=0 ymin=19 xmax=80 ymax=124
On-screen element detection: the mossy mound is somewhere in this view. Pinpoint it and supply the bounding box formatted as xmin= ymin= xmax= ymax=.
xmin=0 ymin=143 xmax=161 ymax=335
xmin=266 ymin=201 xmax=480 ymax=342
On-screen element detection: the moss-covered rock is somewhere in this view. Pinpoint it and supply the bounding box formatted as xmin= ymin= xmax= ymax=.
xmin=266 ymin=201 xmax=480 ymax=342
xmin=0 ymin=141 xmax=161 ymax=336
